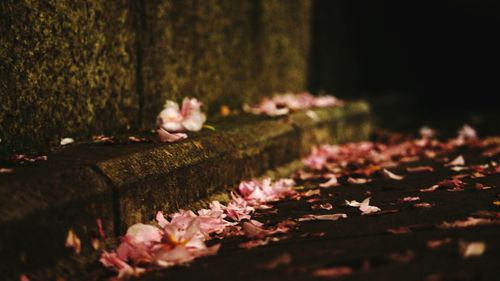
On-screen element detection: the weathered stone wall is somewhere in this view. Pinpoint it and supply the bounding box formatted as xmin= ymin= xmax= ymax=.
xmin=0 ymin=0 xmax=138 ymax=156
xmin=0 ymin=0 xmax=311 ymax=157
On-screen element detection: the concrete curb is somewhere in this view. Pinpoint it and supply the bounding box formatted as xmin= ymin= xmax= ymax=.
xmin=0 ymin=102 xmax=371 ymax=279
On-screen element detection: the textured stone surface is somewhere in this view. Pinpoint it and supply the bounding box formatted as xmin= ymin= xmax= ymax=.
xmin=0 ymin=0 xmax=138 ymax=156
xmin=0 ymin=165 xmax=114 ymax=279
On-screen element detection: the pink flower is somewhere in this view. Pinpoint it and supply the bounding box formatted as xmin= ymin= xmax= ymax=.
xmin=162 ymin=219 xmax=206 ymax=250
xmin=156 ymin=97 xmax=206 ymax=142
xmin=154 ymin=219 xmax=220 ymax=267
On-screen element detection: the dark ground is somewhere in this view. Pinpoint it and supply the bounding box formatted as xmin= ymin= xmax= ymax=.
xmin=122 ymin=146 xmax=500 ymax=281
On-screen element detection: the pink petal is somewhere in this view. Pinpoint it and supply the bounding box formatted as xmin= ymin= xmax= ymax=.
xmin=427 ymin=238 xmax=452 ymax=249
xmin=439 ymin=217 xmax=497 ymax=228
xmin=312 ymin=267 xmax=353 ymax=278
xmin=446 ymin=155 xmax=465 ymax=166
xmin=401 ymin=196 xmax=420 ymax=202
xmin=359 ymin=197 xmax=381 ymax=214
xmin=65 ymin=229 xmax=81 ymax=254
xmin=347 ymin=177 xmax=372 ymax=185
xmin=419 ymin=126 xmax=436 ymax=139
xmin=0 ymin=168 xmax=14 ymax=174
xmin=382 ymin=169 xmax=404 ymax=180
xmin=406 ymin=166 xmax=434 ymax=173
xmin=420 ymin=184 xmax=440 ymax=192
xmin=413 ymin=202 xmax=433 ymax=208
xmin=459 ymin=240 xmax=486 ymax=258
xmin=96 ymin=218 xmax=106 ymax=239
xmin=154 ymin=245 xmax=196 ymax=267
xmin=319 ymin=175 xmax=339 ymax=187
xmin=156 ymin=211 xmax=169 ymax=228
xmin=157 ymin=128 xmax=188 ymax=143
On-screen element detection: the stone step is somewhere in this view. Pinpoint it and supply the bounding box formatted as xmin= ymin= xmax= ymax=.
xmin=0 ymin=102 xmax=370 ymax=280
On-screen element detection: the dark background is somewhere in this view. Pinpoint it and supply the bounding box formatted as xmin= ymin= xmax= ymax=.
xmin=309 ymin=0 xmax=500 ymax=134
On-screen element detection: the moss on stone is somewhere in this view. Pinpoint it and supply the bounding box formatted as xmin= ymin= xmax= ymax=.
xmin=0 ymin=0 xmax=137 ymax=156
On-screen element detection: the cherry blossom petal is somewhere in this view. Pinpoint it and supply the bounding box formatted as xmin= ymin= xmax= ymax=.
xmin=401 ymin=196 xmax=420 ymax=202
xmin=157 ymin=100 xmax=183 ymax=132
xmin=406 ymin=166 xmax=434 ymax=173
xmin=382 ymin=169 xmax=404 ymax=180
xmin=180 ymin=98 xmax=207 ymax=131
xmin=420 ymin=185 xmax=440 ymax=192
xmin=439 ymin=217 xmax=497 ymax=228
xmin=319 ymin=175 xmax=339 ymax=187
xmin=157 ymin=128 xmax=188 ymax=143
xmin=459 ymin=240 xmax=486 ymax=258
xmin=427 ymin=238 xmax=452 ymax=249
xmin=312 ymin=267 xmax=353 ymax=278
xmin=65 ymin=229 xmax=81 ymax=254
xmin=60 ymin=137 xmax=74 ymax=146
xmin=446 ymin=155 xmax=465 ymax=166
xmin=347 ymin=177 xmax=372 ymax=185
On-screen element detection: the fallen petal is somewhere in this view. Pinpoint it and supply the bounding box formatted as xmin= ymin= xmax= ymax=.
xmin=420 ymin=185 xmax=440 ymax=192
xmin=445 ymin=155 xmax=465 ymax=167
xmin=382 ymin=169 xmax=404 ymax=180
xmin=312 ymin=267 xmax=353 ymax=278
xmin=65 ymin=229 xmax=81 ymax=254
xmin=427 ymin=238 xmax=452 ymax=249
xmin=60 ymin=138 xmax=74 ymax=146
xmin=319 ymin=175 xmax=339 ymax=188
xmin=413 ymin=202 xmax=433 ymax=208
xmin=459 ymin=240 xmax=486 ymax=258
xmin=406 ymin=166 xmax=434 ymax=173
xmin=157 ymin=128 xmax=188 ymax=143
xmin=348 ymin=177 xmax=372 ymax=185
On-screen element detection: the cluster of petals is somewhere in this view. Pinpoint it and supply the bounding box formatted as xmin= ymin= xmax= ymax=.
xmin=101 ymin=177 xmax=295 ymax=278
xmin=238 ymin=178 xmax=296 ymax=207
xmin=243 ymin=92 xmax=343 ymax=116
xmin=302 ymin=125 xmax=481 ymax=175
xmin=100 ymin=207 xmax=225 ymax=278
xmin=156 ymin=97 xmax=206 ymax=142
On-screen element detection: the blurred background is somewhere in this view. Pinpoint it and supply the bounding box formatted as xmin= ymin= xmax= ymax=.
xmin=309 ymin=0 xmax=500 ymax=134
